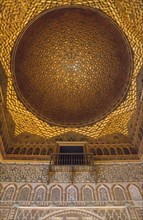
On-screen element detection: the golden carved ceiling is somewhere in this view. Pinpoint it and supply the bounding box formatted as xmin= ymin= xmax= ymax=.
xmin=12 ymin=6 xmax=132 ymax=127
xmin=0 ymin=0 xmax=143 ymax=140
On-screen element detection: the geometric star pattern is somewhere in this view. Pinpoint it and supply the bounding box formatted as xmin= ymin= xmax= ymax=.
xmin=0 ymin=0 xmax=143 ymax=140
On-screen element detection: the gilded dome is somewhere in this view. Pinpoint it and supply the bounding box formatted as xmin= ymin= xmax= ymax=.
xmin=11 ymin=6 xmax=132 ymax=127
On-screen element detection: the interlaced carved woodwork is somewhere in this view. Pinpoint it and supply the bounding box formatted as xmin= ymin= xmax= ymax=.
xmin=12 ymin=6 xmax=132 ymax=127
xmin=0 ymin=0 xmax=142 ymax=139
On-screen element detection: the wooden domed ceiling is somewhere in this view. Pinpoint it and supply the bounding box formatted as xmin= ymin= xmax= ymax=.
xmin=12 ymin=6 xmax=132 ymax=127
xmin=0 ymin=0 xmax=142 ymax=139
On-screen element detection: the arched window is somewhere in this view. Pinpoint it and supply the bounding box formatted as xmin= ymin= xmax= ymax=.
xmin=51 ymin=187 xmax=61 ymax=201
xmin=110 ymin=148 xmax=116 ymax=155
xmin=67 ymin=186 xmax=77 ymax=202
xmin=83 ymin=187 xmax=93 ymax=201
xmin=34 ymin=187 xmax=46 ymax=201
xmin=19 ymin=147 xmax=26 ymax=154
xmin=2 ymin=186 xmax=15 ymax=201
xmin=129 ymin=185 xmax=142 ymax=201
xmin=123 ymin=147 xmax=130 ymax=155
xmin=98 ymin=187 xmax=110 ymax=201
xmin=103 ymin=148 xmax=109 ymax=155
xmin=18 ymin=186 xmax=31 ymax=201
xmin=41 ymin=148 xmax=46 ymax=155
xmin=33 ymin=147 xmax=40 ymax=155
xmin=113 ymin=187 xmax=126 ymax=201
xmin=129 ymin=147 xmax=137 ymax=154
xmin=116 ymin=148 xmax=123 ymax=155
xmin=6 ymin=147 xmax=13 ymax=154
xmin=13 ymin=147 xmax=20 ymax=154
xmin=90 ymin=148 xmax=96 ymax=155
xmin=27 ymin=148 xmax=33 ymax=155
xmin=97 ymin=148 xmax=103 ymax=155
xmin=47 ymin=148 xmax=53 ymax=155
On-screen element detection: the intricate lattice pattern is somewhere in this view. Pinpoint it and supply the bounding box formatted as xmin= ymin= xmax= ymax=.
xmin=0 ymin=0 xmax=143 ymax=139
xmin=12 ymin=6 xmax=132 ymax=127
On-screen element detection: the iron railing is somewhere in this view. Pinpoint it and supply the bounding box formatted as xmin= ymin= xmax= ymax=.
xmin=50 ymin=153 xmax=93 ymax=166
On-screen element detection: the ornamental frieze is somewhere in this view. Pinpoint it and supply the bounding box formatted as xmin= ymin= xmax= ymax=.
xmin=0 ymin=162 xmax=142 ymax=183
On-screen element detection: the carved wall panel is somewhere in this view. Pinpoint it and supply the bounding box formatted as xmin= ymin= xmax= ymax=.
xmin=0 ymin=182 xmax=142 ymax=219
xmin=135 ymin=207 xmax=143 ymax=220
xmin=113 ymin=186 xmax=126 ymax=201
xmin=18 ymin=186 xmax=31 ymax=201
xmin=0 ymin=208 xmax=10 ymax=220
xmin=0 ymin=162 xmax=143 ymax=183
xmin=128 ymin=185 xmax=142 ymax=201
xmin=0 ymin=162 xmax=142 ymax=219
xmin=2 ymin=185 xmax=16 ymax=201
xmin=1 ymin=182 xmax=142 ymax=205
xmin=67 ymin=185 xmax=77 ymax=202
xmin=82 ymin=186 xmax=94 ymax=201
xmin=15 ymin=209 xmax=45 ymax=220
xmin=10 ymin=208 xmax=131 ymax=220
xmin=34 ymin=187 xmax=46 ymax=201
xmin=51 ymin=186 xmax=61 ymax=201
xmin=98 ymin=186 xmax=110 ymax=201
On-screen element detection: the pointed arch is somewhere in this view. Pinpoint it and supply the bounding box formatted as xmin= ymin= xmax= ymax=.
xmin=82 ymin=185 xmax=94 ymax=201
xmin=39 ymin=209 xmax=103 ymax=220
xmin=112 ymin=185 xmax=126 ymax=201
xmin=34 ymin=185 xmax=47 ymax=201
xmin=128 ymin=184 xmax=142 ymax=201
xmin=17 ymin=184 xmax=32 ymax=201
xmin=66 ymin=185 xmax=78 ymax=202
xmin=97 ymin=185 xmax=110 ymax=201
xmin=2 ymin=184 xmax=17 ymax=201
xmin=50 ymin=185 xmax=62 ymax=201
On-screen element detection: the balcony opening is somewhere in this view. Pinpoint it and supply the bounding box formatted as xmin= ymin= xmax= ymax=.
xmin=58 ymin=146 xmax=84 ymax=165
xmin=60 ymin=146 xmax=83 ymax=154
